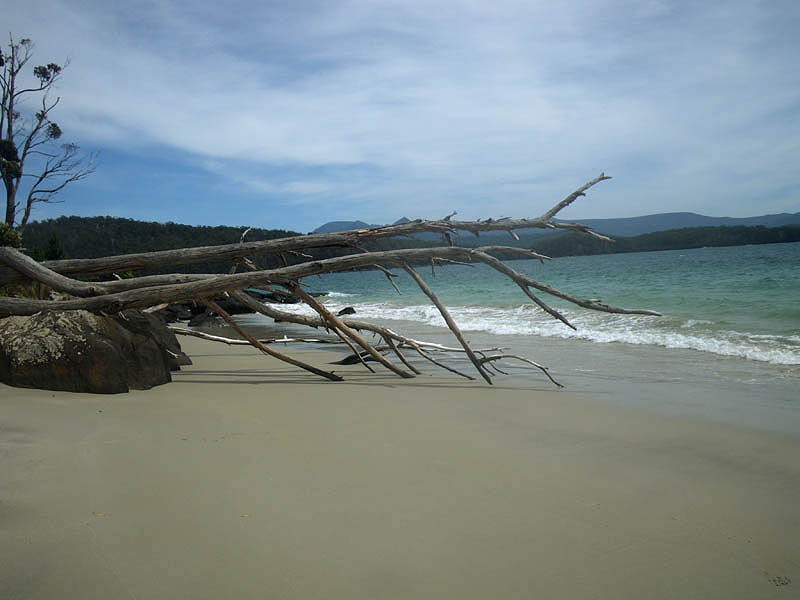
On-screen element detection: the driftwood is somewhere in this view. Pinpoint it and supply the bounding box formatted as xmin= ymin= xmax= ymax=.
xmin=0 ymin=175 xmax=661 ymax=386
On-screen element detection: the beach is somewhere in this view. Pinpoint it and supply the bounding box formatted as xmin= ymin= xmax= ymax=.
xmin=2 ymin=336 xmax=798 ymax=599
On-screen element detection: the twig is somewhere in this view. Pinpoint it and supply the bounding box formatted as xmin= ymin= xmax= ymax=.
xmin=479 ymin=354 xmax=564 ymax=388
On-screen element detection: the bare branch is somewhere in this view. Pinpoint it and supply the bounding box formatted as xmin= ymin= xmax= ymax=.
xmin=402 ymin=262 xmax=493 ymax=384
xmin=168 ymin=327 xmax=342 ymax=346
xmin=538 ymin=173 xmax=611 ymax=221
xmin=0 ymin=175 xmax=614 ymax=282
xmin=478 ymin=354 xmax=564 ymax=388
xmin=289 ymin=283 xmax=414 ymax=378
xmin=201 ymin=298 xmax=343 ymax=381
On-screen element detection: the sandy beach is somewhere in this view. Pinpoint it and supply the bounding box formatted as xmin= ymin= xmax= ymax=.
xmin=1 ymin=336 xmax=798 ymax=599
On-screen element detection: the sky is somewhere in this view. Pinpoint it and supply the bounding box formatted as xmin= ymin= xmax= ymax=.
xmin=7 ymin=0 xmax=800 ymax=233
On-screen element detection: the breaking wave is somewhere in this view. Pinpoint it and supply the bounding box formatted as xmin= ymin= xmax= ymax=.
xmin=259 ymin=299 xmax=800 ymax=365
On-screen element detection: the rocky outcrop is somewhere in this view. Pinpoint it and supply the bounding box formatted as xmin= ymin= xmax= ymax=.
xmin=0 ymin=309 xmax=191 ymax=394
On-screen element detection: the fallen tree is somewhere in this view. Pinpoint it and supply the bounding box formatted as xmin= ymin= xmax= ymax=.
xmin=0 ymin=174 xmax=660 ymax=387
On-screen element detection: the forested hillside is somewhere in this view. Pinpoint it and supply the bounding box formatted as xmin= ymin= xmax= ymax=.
xmin=528 ymin=225 xmax=800 ymax=258
xmin=19 ymin=216 xmax=800 ymax=274
xmin=20 ymin=217 xmax=303 ymax=273
xmin=19 ymin=216 xmax=439 ymax=273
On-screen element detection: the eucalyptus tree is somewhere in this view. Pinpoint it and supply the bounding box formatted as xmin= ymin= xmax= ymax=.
xmin=0 ymin=35 xmax=95 ymax=229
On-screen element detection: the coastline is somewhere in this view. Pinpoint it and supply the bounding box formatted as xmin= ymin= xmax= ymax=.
xmin=2 ymin=336 xmax=798 ymax=598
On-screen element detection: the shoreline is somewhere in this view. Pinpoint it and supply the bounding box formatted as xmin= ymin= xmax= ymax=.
xmin=196 ymin=319 xmax=800 ymax=436
xmin=2 ymin=336 xmax=798 ymax=598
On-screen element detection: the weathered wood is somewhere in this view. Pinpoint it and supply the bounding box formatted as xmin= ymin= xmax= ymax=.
xmin=402 ymin=262 xmax=493 ymax=384
xmin=539 ymin=173 xmax=611 ymax=221
xmin=227 ymin=290 xmax=490 ymax=378
xmin=478 ymin=354 xmax=564 ymax=388
xmin=168 ymin=327 xmax=340 ymax=346
xmin=201 ymin=298 xmax=343 ymax=382
xmin=0 ymin=247 xmax=104 ymax=297
xmin=0 ymin=245 xmax=660 ymax=318
xmin=0 ymin=174 xmax=661 ymax=386
xmin=0 ymin=176 xmax=610 ymax=286
xmin=286 ymin=284 xmax=415 ymax=378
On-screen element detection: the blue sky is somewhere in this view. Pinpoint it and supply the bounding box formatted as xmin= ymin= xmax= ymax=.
xmin=9 ymin=0 xmax=800 ymax=233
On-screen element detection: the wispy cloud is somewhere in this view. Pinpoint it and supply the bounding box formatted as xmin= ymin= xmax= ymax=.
xmin=9 ymin=0 xmax=800 ymax=230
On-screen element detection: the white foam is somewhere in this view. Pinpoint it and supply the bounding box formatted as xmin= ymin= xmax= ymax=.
xmin=310 ymin=300 xmax=800 ymax=365
xmin=234 ymin=294 xmax=799 ymax=366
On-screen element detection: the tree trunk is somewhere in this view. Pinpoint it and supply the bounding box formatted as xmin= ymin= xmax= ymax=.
xmin=0 ymin=175 xmax=660 ymax=386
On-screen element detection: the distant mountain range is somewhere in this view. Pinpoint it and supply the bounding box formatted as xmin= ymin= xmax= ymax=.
xmin=312 ymin=211 xmax=800 ymax=238
xmin=312 ymin=217 xmax=410 ymax=234
xmin=552 ymin=212 xmax=800 ymax=237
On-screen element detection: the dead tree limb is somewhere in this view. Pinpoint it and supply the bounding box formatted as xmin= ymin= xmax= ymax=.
xmin=478 ymin=354 xmax=564 ymax=388
xmin=286 ymin=284 xmax=377 ymax=375
xmin=0 ymin=174 xmax=661 ymax=386
xmin=402 ymin=262 xmax=493 ymax=384
xmin=539 ymin=173 xmax=611 ymax=221
xmin=201 ymin=298 xmax=343 ymax=381
xmin=0 ymin=176 xmax=610 ymax=286
xmin=0 ymin=245 xmax=660 ymax=317
xmin=168 ymin=327 xmax=340 ymax=346
xmin=256 ymin=286 xmax=412 ymax=379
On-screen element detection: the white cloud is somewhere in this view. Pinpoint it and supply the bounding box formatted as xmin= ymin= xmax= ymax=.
xmin=8 ymin=0 xmax=800 ymax=229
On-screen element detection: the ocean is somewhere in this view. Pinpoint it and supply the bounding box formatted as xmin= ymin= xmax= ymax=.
xmin=230 ymin=242 xmax=800 ymax=434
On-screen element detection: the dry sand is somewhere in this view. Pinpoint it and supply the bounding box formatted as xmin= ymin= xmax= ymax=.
xmin=1 ymin=337 xmax=798 ymax=599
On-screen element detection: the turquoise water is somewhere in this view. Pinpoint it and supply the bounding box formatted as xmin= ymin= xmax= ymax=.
xmin=235 ymin=243 xmax=799 ymax=433
xmin=288 ymin=242 xmax=800 ymax=365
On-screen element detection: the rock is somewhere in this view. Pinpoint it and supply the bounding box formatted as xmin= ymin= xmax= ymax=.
xmin=337 ymin=306 xmax=356 ymax=316
xmin=152 ymin=303 xmax=193 ymax=324
xmin=243 ymin=288 xmax=299 ymax=304
xmin=213 ymin=296 xmax=252 ymax=315
xmin=188 ymin=310 xmax=224 ymax=328
xmin=0 ymin=309 xmax=191 ymax=394
xmin=116 ymin=309 xmax=192 ymax=370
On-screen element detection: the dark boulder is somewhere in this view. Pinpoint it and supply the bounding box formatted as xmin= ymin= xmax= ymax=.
xmin=116 ymin=309 xmax=192 ymax=369
xmin=153 ymin=303 xmax=193 ymax=324
xmin=243 ymin=288 xmax=299 ymax=304
xmin=0 ymin=309 xmax=191 ymax=394
xmin=188 ymin=310 xmax=224 ymax=328
xmin=213 ymin=296 xmax=252 ymax=315
xmin=337 ymin=306 xmax=356 ymax=316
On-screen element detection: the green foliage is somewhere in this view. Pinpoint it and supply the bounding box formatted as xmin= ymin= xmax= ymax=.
xmin=43 ymin=233 xmax=66 ymax=260
xmin=0 ymin=139 xmax=19 ymax=161
xmin=26 ymin=233 xmax=66 ymax=261
xmin=45 ymin=122 xmax=62 ymax=140
xmin=21 ymin=216 xmax=306 ymax=274
xmin=0 ymin=139 xmax=22 ymax=179
xmin=0 ymin=222 xmax=22 ymax=247
xmin=33 ymin=63 xmax=62 ymax=84
xmin=0 ymin=158 xmax=21 ymax=179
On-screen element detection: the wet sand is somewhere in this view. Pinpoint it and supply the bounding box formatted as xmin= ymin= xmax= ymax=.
xmin=2 ymin=337 xmax=798 ymax=598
